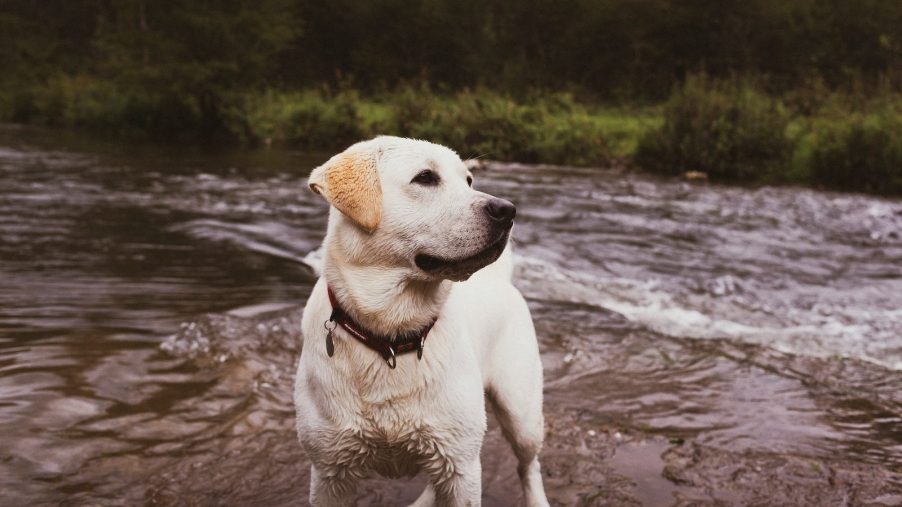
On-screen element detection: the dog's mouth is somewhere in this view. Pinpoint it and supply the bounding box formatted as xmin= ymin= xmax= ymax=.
xmin=414 ymin=230 xmax=510 ymax=279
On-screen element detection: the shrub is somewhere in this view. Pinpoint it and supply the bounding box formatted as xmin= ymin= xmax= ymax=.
xmin=282 ymin=91 xmax=366 ymax=150
xmin=796 ymin=112 xmax=902 ymax=194
xmin=378 ymin=85 xmax=468 ymax=148
xmin=636 ymin=75 xmax=791 ymax=182
xmin=525 ymin=109 xmax=610 ymax=166
xmin=373 ymin=87 xmax=612 ymax=165
xmin=228 ymin=89 xmax=368 ymax=149
xmin=4 ymin=75 xmax=124 ymax=127
xmin=454 ymin=91 xmax=540 ymax=161
xmin=1 ymin=75 xmax=222 ymax=139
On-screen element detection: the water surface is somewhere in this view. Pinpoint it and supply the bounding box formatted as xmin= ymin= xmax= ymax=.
xmin=1 ymin=126 xmax=900 ymax=505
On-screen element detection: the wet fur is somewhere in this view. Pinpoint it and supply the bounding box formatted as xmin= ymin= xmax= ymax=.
xmin=294 ymin=137 xmax=549 ymax=506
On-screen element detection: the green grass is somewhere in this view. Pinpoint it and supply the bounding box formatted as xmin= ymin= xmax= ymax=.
xmin=225 ymin=86 xmax=649 ymax=166
xmin=635 ymin=75 xmax=902 ymax=194
xmin=792 ymin=112 xmax=902 ymax=194
xmin=591 ymin=111 xmax=662 ymax=159
xmin=3 ymin=75 xmax=901 ymax=195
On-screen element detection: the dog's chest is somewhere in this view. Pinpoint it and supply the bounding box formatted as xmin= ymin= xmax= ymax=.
xmin=309 ymin=411 xmax=454 ymax=480
xmin=359 ymin=422 xmax=436 ymax=478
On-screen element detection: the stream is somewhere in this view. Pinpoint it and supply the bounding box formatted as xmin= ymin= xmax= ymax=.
xmin=1 ymin=125 xmax=901 ymax=506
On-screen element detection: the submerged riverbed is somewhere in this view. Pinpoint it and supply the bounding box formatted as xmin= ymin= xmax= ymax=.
xmin=1 ymin=125 xmax=901 ymax=505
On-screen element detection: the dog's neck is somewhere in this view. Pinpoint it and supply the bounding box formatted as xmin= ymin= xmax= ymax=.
xmin=322 ymin=238 xmax=450 ymax=338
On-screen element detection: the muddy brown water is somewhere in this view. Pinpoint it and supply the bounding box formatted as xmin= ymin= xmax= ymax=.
xmin=1 ymin=125 xmax=901 ymax=506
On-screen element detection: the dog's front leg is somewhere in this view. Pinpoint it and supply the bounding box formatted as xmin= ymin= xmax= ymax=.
xmin=429 ymin=457 xmax=482 ymax=507
xmin=309 ymin=464 xmax=358 ymax=507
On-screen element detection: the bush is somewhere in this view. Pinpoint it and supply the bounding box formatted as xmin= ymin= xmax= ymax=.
xmin=525 ymin=108 xmax=610 ymax=166
xmin=453 ymin=92 xmax=541 ymax=161
xmin=281 ymin=91 xmax=365 ymax=150
xmin=795 ymin=112 xmax=902 ymax=194
xmin=636 ymin=75 xmax=791 ymax=182
xmin=378 ymin=85 xmax=468 ymax=148
xmin=244 ymin=86 xmax=615 ymax=165
xmin=4 ymin=75 xmax=124 ymax=127
xmin=1 ymin=75 xmax=223 ymax=139
xmin=371 ymin=87 xmax=612 ymax=165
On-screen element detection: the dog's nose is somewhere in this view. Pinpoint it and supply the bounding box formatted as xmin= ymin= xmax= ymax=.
xmin=484 ymin=198 xmax=517 ymax=224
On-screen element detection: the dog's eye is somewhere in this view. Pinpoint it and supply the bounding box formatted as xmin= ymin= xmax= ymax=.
xmin=466 ymin=176 xmax=473 ymax=187
xmin=411 ymin=170 xmax=440 ymax=186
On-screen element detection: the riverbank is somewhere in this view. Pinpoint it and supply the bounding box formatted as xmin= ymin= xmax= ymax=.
xmin=2 ymin=77 xmax=900 ymax=194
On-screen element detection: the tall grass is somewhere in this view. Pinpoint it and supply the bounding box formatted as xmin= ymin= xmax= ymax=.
xmin=2 ymin=74 xmax=227 ymax=139
xmin=3 ymin=74 xmax=900 ymax=195
xmin=229 ymin=89 xmax=368 ymax=149
xmin=636 ymin=75 xmax=902 ymax=194
xmin=226 ymin=86 xmax=647 ymax=165
xmin=793 ymin=112 xmax=902 ymax=194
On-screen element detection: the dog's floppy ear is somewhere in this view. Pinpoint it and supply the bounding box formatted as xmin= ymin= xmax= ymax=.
xmin=308 ymin=146 xmax=383 ymax=233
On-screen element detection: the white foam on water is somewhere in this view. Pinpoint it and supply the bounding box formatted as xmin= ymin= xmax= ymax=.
xmin=512 ymin=254 xmax=902 ymax=371
xmin=265 ymin=241 xmax=902 ymax=371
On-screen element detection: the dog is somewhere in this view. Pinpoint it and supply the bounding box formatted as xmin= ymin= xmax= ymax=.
xmin=294 ymin=136 xmax=549 ymax=506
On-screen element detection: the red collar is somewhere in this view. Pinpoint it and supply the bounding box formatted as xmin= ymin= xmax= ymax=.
xmin=325 ymin=286 xmax=436 ymax=369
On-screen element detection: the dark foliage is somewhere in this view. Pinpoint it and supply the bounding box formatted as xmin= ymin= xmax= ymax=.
xmin=804 ymin=113 xmax=902 ymax=194
xmin=2 ymin=0 xmax=900 ymax=100
xmin=636 ymin=76 xmax=791 ymax=181
xmin=0 ymin=0 xmax=900 ymax=194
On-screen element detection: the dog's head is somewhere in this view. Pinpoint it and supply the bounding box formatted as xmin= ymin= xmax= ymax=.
xmin=309 ymin=136 xmax=514 ymax=282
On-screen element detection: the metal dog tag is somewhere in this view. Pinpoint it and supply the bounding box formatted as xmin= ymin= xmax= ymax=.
xmin=324 ymin=317 xmax=337 ymax=358
xmin=326 ymin=330 xmax=335 ymax=357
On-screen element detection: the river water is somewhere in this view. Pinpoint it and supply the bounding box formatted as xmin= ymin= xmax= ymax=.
xmin=1 ymin=125 xmax=901 ymax=506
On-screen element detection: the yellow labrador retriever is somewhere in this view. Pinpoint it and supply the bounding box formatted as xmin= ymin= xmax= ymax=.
xmin=294 ymin=136 xmax=549 ymax=506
